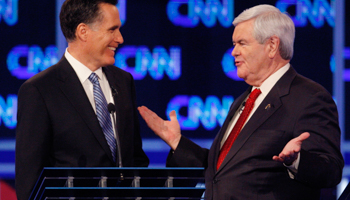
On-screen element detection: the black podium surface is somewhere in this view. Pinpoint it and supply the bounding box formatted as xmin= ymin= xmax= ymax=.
xmin=30 ymin=167 xmax=205 ymax=200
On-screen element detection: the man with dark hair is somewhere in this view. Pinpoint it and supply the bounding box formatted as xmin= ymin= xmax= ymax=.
xmin=138 ymin=4 xmax=343 ymax=200
xmin=15 ymin=0 xmax=149 ymax=199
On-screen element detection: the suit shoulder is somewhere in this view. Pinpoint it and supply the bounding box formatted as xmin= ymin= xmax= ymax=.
xmin=105 ymin=65 xmax=133 ymax=80
xmin=293 ymin=74 xmax=330 ymax=95
xmin=19 ymin=61 xmax=64 ymax=92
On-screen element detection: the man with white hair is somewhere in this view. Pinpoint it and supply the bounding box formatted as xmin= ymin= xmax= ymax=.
xmin=138 ymin=4 xmax=343 ymax=200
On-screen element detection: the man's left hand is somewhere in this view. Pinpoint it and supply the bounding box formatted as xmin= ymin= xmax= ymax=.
xmin=272 ymin=132 xmax=310 ymax=165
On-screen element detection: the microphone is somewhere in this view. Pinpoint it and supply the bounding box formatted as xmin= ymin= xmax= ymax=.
xmin=107 ymin=103 xmax=116 ymax=113
xmin=239 ymin=101 xmax=246 ymax=113
xmin=107 ymin=103 xmax=123 ymax=168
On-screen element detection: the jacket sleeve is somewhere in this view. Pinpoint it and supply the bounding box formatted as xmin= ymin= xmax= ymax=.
xmin=166 ymin=136 xmax=209 ymax=168
xmin=294 ymin=90 xmax=344 ymax=188
xmin=15 ymin=82 xmax=53 ymax=200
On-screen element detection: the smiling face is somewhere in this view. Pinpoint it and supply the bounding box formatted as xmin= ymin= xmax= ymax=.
xmin=231 ymin=19 xmax=272 ymax=86
xmin=84 ymin=3 xmax=124 ymax=70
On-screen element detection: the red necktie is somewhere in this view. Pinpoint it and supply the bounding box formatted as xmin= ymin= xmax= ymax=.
xmin=216 ymin=88 xmax=261 ymax=170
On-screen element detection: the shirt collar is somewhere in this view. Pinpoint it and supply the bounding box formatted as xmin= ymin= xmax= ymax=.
xmin=65 ymin=48 xmax=103 ymax=83
xmin=252 ymin=63 xmax=290 ymax=96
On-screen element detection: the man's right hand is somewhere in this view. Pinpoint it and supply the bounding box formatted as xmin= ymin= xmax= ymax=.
xmin=138 ymin=106 xmax=181 ymax=150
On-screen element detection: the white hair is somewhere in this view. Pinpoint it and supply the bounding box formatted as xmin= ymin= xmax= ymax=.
xmin=233 ymin=4 xmax=295 ymax=60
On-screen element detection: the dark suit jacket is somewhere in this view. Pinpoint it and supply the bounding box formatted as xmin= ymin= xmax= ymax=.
xmin=167 ymin=67 xmax=344 ymax=200
xmin=15 ymin=56 xmax=149 ymax=200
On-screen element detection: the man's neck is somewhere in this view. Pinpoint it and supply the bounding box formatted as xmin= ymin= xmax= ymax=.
xmin=67 ymin=43 xmax=100 ymax=72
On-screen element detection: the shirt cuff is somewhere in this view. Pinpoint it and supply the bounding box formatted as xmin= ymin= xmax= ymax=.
xmin=284 ymin=152 xmax=300 ymax=179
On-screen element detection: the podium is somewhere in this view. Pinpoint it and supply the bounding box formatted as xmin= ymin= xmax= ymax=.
xmin=339 ymin=183 xmax=350 ymax=200
xmin=29 ymin=167 xmax=205 ymax=199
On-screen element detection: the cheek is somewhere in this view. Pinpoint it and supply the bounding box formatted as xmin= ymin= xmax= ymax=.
xmin=244 ymin=54 xmax=260 ymax=70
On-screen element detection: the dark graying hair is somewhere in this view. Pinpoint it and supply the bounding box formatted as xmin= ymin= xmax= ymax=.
xmin=60 ymin=0 xmax=118 ymax=42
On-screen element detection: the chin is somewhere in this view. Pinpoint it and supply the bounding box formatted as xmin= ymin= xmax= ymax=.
xmin=105 ymin=58 xmax=115 ymax=66
xmin=236 ymin=72 xmax=244 ymax=79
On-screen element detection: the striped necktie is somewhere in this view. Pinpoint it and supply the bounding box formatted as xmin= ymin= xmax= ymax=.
xmin=88 ymin=72 xmax=117 ymax=162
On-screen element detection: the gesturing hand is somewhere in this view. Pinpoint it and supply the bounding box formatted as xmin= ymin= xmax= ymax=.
xmin=272 ymin=132 xmax=310 ymax=165
xmin=138 ymin=106 xmax=181 ymax=150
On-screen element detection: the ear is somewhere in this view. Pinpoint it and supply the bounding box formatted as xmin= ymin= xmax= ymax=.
xmin=75 ymin=23 xmax=89 ymax=42
xmin=267 ymin=35 xmax=280 ymax=58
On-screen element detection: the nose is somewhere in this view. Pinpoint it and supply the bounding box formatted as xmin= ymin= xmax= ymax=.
xmin=114 ymin=30 xmax=124 ymax=44
xmin=231 ymin=46 xmax=239 ymax=57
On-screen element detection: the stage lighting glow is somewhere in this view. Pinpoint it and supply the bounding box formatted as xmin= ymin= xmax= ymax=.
xmin=0 ymin=0 xmax=18 ymax=26
xmin=7 ymin=45 xmax=59 ymax=79
xmin=166 ymin=95 xmax=234 ymax=130
xmin=115 ymin=46 xmax=181 ymax=80
xmin=0 ymin=95 xmax=17 ymax=129
xmin=330 ymin=47 xmax=350 ymax=81
xmin=221 ymin=48 xmax=243 ymax=81
xmin=167 ymin=0 xmax=234 ymax=28
xmin=116 ymin=0 xmax=126 ymax=25
xmin=276 ymin=0 xmax=334 ymax=28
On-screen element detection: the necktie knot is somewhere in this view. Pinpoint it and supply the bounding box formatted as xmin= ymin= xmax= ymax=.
xmin=88 ymin=73 xmax=99 ymax=85
xmin=248 ymin=88 xmax=261 ymax=101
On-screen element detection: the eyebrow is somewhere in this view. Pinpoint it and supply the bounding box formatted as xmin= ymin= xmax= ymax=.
xmin=233 ymin=39 xmax=246 ymax=44
xmin=108 ymin=25 xmax=120 ymax=31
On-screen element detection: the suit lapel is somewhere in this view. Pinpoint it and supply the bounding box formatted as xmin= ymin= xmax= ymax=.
xmin=211 ymin=88 xmax=251 ymax=172
xmin=55 ymin=57 xmax=115 ymax=162
xmin=216 ymin=67 xmax=297 ymax=172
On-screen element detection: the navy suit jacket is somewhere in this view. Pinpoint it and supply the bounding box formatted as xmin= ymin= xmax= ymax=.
xmin=167 ymin=67 xmax=344 ymax=200
xmin=15 ymin=56 xmax=149 ymax=200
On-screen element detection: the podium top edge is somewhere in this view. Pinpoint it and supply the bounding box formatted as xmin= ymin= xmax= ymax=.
xmin=38 ymin=167 xmax=205 ymax=178
xmin=44 ymin=187 xmax=205 ymax=189
xmin=43 ymin=167 xmax=205 ymax=170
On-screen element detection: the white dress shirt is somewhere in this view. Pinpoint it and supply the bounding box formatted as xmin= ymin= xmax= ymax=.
xmin=64 ymin=49 xmax=117 ymax=139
